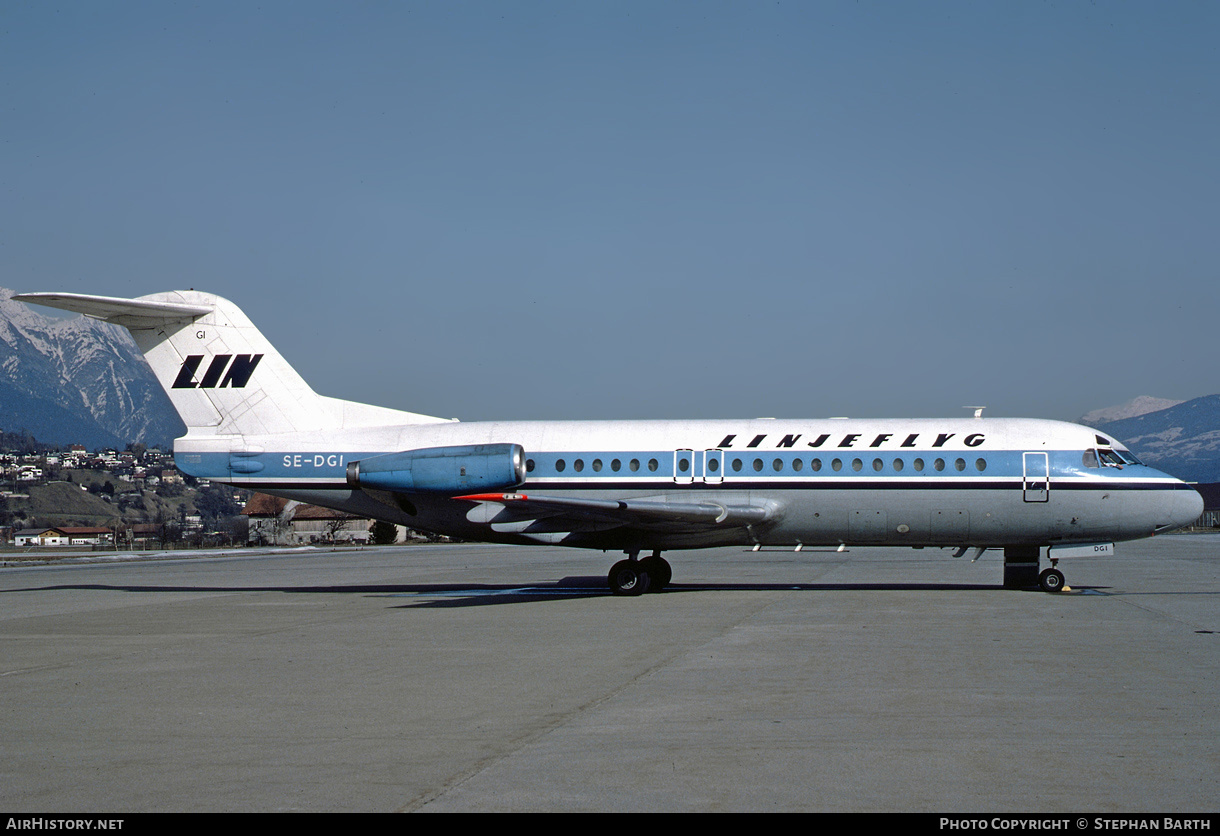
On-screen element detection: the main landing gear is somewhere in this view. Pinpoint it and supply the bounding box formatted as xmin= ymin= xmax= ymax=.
xmin=608 ymin=550 xmax=672 ymax=596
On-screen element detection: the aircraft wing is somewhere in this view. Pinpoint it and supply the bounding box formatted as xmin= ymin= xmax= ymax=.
xmin=454 ymin=492 xmax=774 ymax=542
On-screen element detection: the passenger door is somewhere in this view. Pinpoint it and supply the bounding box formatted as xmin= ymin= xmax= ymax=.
xmin=1022 ymin=452 xmax=1049 ymax=503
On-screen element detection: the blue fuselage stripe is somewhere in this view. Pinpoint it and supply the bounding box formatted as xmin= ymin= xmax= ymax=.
xmin=176 ymin=450 xmax=1184 ymax=493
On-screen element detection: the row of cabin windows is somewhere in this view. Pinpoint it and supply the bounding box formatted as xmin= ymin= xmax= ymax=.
xmin=732 ymin=456 xmax=986 ymax=474
xmin=525 ymin=456 xmax=988 ymax=475
xmin=527 ymin=458 xmax=662 ymax=474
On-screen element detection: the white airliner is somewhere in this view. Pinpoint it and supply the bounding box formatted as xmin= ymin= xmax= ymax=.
xmin=15 ymin=290 xmax=1203 ymax=595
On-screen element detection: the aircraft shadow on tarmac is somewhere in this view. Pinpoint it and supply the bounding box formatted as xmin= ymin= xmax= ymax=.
xmin=380 ymin=578 xmax=1017 ymax=608
xmin=5 ymin=577 xmax=1062 ymax=609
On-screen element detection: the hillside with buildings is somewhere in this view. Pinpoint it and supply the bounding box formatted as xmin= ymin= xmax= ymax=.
xmin=1 ymin=440 xmax=249 ymax=550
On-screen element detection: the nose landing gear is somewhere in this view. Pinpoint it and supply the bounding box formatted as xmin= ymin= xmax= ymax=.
xmin=1005 ymin=545 xmax=1071 ymax=593
xmin=1039 ymin=563 xmax=1066 ymax=593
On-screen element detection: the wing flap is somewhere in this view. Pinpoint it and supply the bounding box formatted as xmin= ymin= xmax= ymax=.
xmin=456 ymin=492 xmax=774 ymax=532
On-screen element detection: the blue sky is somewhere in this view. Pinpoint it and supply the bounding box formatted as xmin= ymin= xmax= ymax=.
xmin=4 ymin=1 xmax=1218 ymax=422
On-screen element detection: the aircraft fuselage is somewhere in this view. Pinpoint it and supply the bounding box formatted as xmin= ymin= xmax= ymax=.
xmin=175 ymin=416 xmax=1200 ymax=552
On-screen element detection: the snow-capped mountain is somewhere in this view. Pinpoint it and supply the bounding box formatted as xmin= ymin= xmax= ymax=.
xmin=1084 ymin=395 xmax=1220 ymax=484
xmin=1079 ymin=396 xmax=1185 ymax=427
xmin=0 ymin=288 xmax=185 ymax=449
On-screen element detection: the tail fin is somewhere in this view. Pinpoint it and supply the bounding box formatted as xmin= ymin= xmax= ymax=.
xmin=14 ymin=291 xmax=446 ymax=436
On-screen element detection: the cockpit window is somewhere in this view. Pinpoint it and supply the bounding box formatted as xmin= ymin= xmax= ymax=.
xmin=1093 ymin=435 xmax=1142 ymax=464
xmin=1087 ymin=447 xmax=1140 ymax=468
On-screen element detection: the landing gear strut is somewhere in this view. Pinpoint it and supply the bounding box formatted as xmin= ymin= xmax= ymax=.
xmin=607 ymin=550 xmax=671 ymax=596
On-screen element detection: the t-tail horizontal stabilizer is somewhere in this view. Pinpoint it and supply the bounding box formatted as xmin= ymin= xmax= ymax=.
xmin=12 ymin=292 xmax=213 ymax=328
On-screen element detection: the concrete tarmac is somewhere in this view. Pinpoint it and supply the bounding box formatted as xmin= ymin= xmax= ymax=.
xmin=1 ymin=536 xmax=1217 ymax=812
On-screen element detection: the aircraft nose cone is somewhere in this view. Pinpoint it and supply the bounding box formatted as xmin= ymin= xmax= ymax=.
xmin=1164 ymin=484 xmax=1204 ymax=531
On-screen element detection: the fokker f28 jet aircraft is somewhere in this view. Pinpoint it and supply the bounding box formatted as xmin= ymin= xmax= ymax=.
xmin=16 ymin=291 xmax=1203 ymax=595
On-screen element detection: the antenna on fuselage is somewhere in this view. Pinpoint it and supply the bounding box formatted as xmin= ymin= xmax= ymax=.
xmin=964 ymin=406 xmax=986 ymax=419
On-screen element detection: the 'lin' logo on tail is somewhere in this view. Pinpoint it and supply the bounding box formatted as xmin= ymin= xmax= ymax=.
xmin=172 ymin=354 xmax=263 ymax=389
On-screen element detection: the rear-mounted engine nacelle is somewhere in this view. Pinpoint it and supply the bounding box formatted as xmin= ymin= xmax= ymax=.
xmin=346 ymin=443 xmax=527 ymax=493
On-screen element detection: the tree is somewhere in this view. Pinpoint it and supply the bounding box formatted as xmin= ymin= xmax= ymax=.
xmin=370 ymin=520 xmax=398 ymax=545
xmin=194 ymin=484 xmax=240 ymax=521
xmin=323 ymin=516 xmax=349 ymax=543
